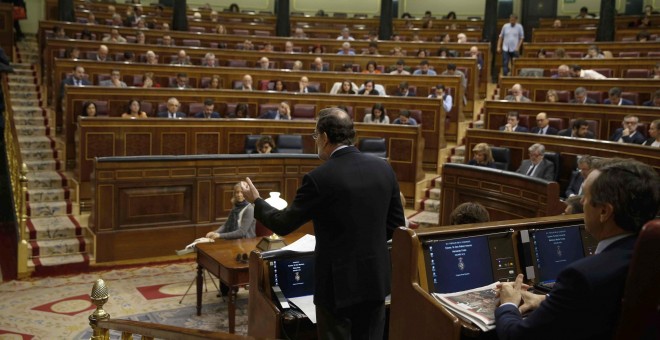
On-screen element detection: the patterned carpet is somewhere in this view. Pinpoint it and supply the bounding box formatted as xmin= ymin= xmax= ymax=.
xmin=0 ymin=262 xmax=249 ymax=338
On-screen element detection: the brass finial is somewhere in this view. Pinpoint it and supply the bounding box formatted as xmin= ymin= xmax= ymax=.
xmin=89 ymin=278 xmax=110 ymax=321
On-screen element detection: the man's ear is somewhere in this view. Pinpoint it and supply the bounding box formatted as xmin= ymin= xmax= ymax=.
xmin=599 ymin=202 xmax=614 ymax=224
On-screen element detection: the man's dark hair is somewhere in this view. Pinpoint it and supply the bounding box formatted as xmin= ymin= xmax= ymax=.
xmin=420 ymin=60 xmax=429 ymax=66
xmin=317 ymin=108 xmax=355 ymax=145
xmin=368 ymin=41 xmax=378 ymax=48
xmin=399 ymin=110 xmax=411 ymax=118
xmin=449 ymin=202 xmax=490 ymax=225
xmin=565 ymin=195 xmax=584 ymax=214
xmin=436 ymin=84 xmax=445 ymax=91
xmin=203 ymin=98 xmax=214 ymax=106
xmin=571 ymin=64 xmax=582 ymax=72
xmin=507 ymin=111 xmax=520 ymax=119
xmin=608 ymin=87 xmax=622 ymax=97
xmin=177 ymin=72 xmax=188 ymax=78
xmin=572 ymin=119 xmax=588 ymax=130
xmin=447 ymin=63 xmax=457 ymax=70
xmin=589 ymin=159 xmax=660 ymax=233
xmin=399 ymin=81 xmax=409 ymax=89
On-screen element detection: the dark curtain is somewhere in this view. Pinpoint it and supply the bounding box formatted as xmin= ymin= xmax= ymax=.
xmin=57 ymin=0 xmax=74 ymax=22
xmin=484 ymin=0 xmax=499 ymax=82
xmin=171 ymin=0 xmax=188 ymax=31
xmin=275 ymin=0 xmax=290 ymax=37
xmin=379 ymin=0 xmax=393 ymax=40
xmin=597 ymin=0 xmax=616 ymax=41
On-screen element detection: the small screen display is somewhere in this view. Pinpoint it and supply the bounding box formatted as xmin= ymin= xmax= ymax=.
xmin=270 ymin=255 xmax=315 ymax=298
xmin=531 ymin=226 xmax=584 ymax=284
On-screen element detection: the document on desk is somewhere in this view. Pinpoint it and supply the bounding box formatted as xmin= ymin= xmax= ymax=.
xmin=288 ymin=295 xmax=317 ymax=323
xmin=281 ymin=234 xmax=316 ymax=252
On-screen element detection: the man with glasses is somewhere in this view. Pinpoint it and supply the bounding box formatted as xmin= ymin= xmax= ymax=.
xmin=515 ymin=143 xmax=555 ymax=181
xmin=566 ymin=155 xmax=594 ymax=198
xmin=530 ymin=112 xmax=558 ymax=135
xmin=609 ymin=115 xmax=645 ymax=144
xmin=242 ymin=108 xmax=405 ymax=340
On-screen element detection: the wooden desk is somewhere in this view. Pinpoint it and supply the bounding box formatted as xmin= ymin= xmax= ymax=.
xmin=196 ymin=233 xmax=305 ymax=333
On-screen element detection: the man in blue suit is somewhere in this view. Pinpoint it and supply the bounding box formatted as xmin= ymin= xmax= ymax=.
xmin=242 ymin=107 xmax=405 ymax=339
xmin=258 ymin=101 xmax=291 ymax=120
xmin=157 ymin=97 xmax=186 ymax=118
xmin=603 ymin=87 xmax=634 ymax=106
xmin=609 ymin=115 xmax=645 ymax=144
xmin=499 ymin=111 xmax=529 ymax=133
xmin=193 ymin=99 xmax=220 ymax=118
xmin=496 ymin=159 xmax=660 ymax=340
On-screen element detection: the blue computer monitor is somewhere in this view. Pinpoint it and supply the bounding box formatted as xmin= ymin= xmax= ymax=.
xmin=529 ymin=225 xmax=585 ymax=285
xmin=269 ymin=254 xmax=315 ymax=298
xmin=423 ymin=232 xmax=516 ymax=293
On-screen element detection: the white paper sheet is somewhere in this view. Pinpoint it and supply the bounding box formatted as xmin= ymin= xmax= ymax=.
xmin=288 ymin=295 xmax=317 ymax=323
xmin=282 ymin=234 xmax=316 ymax=252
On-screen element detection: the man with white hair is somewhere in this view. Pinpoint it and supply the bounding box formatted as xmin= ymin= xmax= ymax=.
xmin=337 ymin=42 xmax=355 ymax=55
xmin=504 ymin=83 xmax=531 ymax=102
xmin=456 ymin=33 xmax=467 ymax=43
xmin=337 ymin=27 xmax=355 ymax=40
xmin=257 ymin=57 xmax=270 ymax=69
xmin=170 ymin=50 xmax=191 ymax=65
xmin=202 ymin=53 xmax=217 ymax=67
xmin=239 ymin=74 xmax=253 ymax=91
xmin=145 ymin=51 xmax=157 ymax=64
xmin=312 ymin=57 xmax=328 ymax=71
xmin=469 ymin=46 xmax=483 ymax=71
xmin=96 ymin=45 xmax=112 ymax=62
xmin=516 ymin=143 xmax=555 ymax=181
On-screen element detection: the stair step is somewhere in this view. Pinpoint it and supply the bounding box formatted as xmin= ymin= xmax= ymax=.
xmin=24 ymin=159 xmax=60 ymax=171
xmin=421 ymin=198 xmax=440 ymax=213
xmin=28 ymin=237 xmax=91 ymax=258
xmin=18 ymin=136 xmax=54 ymax=149
xmin=21 ymin=149 xmax=57 ymax=161
xmin=11 ymin=107 xmax=45 ymax=117
xmin=450 ymin=155 xmax=465 ymax=164
xmin=29 ymin=253 xmax=88 ymax=268
xmin=27 ymin=201 xmax=72 ymax=218
xmin=26 ymin=215 xmax=82 ymax=241
xmin=15 ymin=125 xmax=50 ymax=137
xmin=473 ymin=120 xmax=485 ymax=129
xmin=26 ymin=171 xmax=67 ymax=189
xmin=454 ymin=145 xmax=466 ymax=157
xmin=27 ymin=188 xmax=69 ymax=202
xmin=409 ymin=211 xmax=440 ymax=226
xmin=427 ymin=187 xmax=441 ymax=200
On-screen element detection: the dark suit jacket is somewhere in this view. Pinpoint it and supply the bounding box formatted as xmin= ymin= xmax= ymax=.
xmin=60 ymin=76 xmax=91 ymax=99
xmin=467 ymin=159 xmax=497 ymax=168
xmin=358 ymin=89 xmax=380 ymax=95
xmin=258 ymin=110 xmax=288 ymax=119
xmin=499 ymin=125 xmax=529 ymax=133
xmin=193 ymin=111 xmax=220 ymax=118
xmin=569 ymin=97 xmax=597 ymax=104
xmin=157 ymin=111 xmax=186 ymax=118
xmin=558 ymin=128 xmax=595 ymax=139
xmin=530 ymin=126 xmax=559 ymax=135
xmin=643 ymin=100 xmax=659 ymax=107
xmin=609 ymin=128 xmax=646 ymax=144
xmin=496 ymin=236 xmax=636 ymax=340
xmin=301 ymin=86 xmax=318 ymax=93
xmin=565 ymin=171 xmax=584 ymax=197
xmin=516 ymin=159 xmax=555 ymax=181
xmin=253 ymin=146 xmax=405 ymax=310
xmin=643 ymin=137 xmax=658 ymax=146
xmin=603 ymin=98 xmax=634 ymax=105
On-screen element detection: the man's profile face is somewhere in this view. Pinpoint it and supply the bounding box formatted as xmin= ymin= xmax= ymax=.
xmin=576 ymin=125 xmax=590 ymax=137
xmin=578 ymin=162 xmax=591 ymax=179
xmin=581 ymin=170 xmax=603 ymax=239
xmin=575 ymin=93 xmax=586 ymax=103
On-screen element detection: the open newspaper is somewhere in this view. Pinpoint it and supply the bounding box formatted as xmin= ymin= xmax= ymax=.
xmin=432 ymin=282 xmax=500 ymax=332
xmin=175 ymin=237 xmax=215 ymax=255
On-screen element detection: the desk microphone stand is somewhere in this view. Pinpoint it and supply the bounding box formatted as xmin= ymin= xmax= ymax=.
xmin=179 ymin=266 xmax=218 ymax=304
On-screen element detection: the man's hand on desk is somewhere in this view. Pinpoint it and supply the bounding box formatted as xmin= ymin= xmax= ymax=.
xmin=242 ymin=177 xmax=261 ymax=204
xmin=519 ymin=290 xmax=546 ymax=314
xmin=497 ymin=274 xmax=527 ymax=307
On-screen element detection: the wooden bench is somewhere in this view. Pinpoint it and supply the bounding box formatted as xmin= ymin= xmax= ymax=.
xmin=538 ymin=15 xmax=660 ymax=29
xmin=531 ymin=27 xmax=660 ymax=42
xmin=521 ymin=41 xmax=660 ymax=58
xmin=511 ymin=57 xmax=659 ymax=78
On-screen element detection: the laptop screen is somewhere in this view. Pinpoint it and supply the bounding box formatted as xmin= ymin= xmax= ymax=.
xmin=529 ymin=225 xmax=585 ymax=284
xmin=423 ymin=232 xmax=516 ymax=293
xmin=269 ymin=254 xmax=315 ymax=298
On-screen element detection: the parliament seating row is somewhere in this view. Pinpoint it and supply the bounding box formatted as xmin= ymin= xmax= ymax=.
xmin=462 ymin=129 xmax=660 ymax=195
xmin=57 ymin=60 xmax=458 ymax=159
xmin=78 ymin=117 xmax=424 ymax=204
xmin=538 ymin=15 xmax=660 ymax=29
xmin=512 ymin=57 xmax=659 ymax=79
xmin=530 ymin=27 xmax=660 ymax=42
xmin=521 ymin=41 xmax=660 ymax=59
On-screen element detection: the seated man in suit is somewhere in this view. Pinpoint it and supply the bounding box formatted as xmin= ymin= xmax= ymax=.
xmin=299 ymin=76 xmax=318 ymax=93
xmin=257 ymin=56 xmax=270 ymax=69
xmin=504 ymin=83 xmax=531 ymax=102
xmin=99 ymin=69 xmax=127 ymax=87
xmin=552 ymin=64 xmax=571 ymax=78
xmin=170 ymin=72 xmax=191 ymax=89
xmin=565 ymin=155 xmax=594 ymax=198
xmin=259 ymin=101 xmax=292 ymax=120
xmin=157 ymin=97 xmax=186 ymax=118
xmin=194 ymin=98 xmax=220 ymax=118
xmin=569 ymin=87 xmax=597 ymax=104
xmin=61 ymin=65 xmax=91 ymax=93
xmin=643 ymin=89 xmax=660 ymax=107
xmin=390 ymin=59 xmax=411 ymax=75
xmin=499 ymin=111 xmax=529 ymax=132
xmin=530 ymin=112 xmax=558 ymax=135
xmin=413 ymin=60 xmax=437 ymax=75
xmin=392 ymin=110 xmax=417 ymax=125
xmin=311 ymin=57 xmax=328 ymax=71
xmin=603 ymin=87 xmax=634 ymax=105
xmin=395 ymin=81 xmax=415 ymax=97
xmin=515 ymin=143 xmax=554 ymax=181
xmin=558 ymin=119 xmax=595 ymax=139
xmin=609 ymin=115 xmax=645 ymax=144
xmin=237 ymin=74 xmax=253 ymax=91
xmin=428 ymin=84 xmax=453 ymax=113
xmin=497 ymin=159 xmax=660 ymax=340
xmin=170 ymin=50 xmax=191 ymax=66
xmin=94 ymin=45 xmax=113 ymax=62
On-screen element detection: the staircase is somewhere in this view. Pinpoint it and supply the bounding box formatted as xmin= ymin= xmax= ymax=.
xmin=9 ymin=36 xmax=90 ymax=276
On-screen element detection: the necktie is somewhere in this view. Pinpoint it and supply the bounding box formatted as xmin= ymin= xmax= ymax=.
xmin=169 ymin=113 xmax=174 ymax=118
xmin=538 ymin=128 xmax=543 ymax=135
xmin=527 ymin=164 xmax=537 ymax=176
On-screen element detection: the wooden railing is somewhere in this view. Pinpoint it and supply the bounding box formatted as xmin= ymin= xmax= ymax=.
xmin=88 ymin=278 xmax=255 ymax=339
xmin=1 ymin=73 xmax=29 ymax=277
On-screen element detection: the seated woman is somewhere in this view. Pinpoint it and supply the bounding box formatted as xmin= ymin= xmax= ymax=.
xmin=139 ymin=72 xmax=160 ymax=88
xmin=357 ymin=80 xmax=379 ymax=95
xmin=273 ymin=79 xmax=286 ymax=92
xmin=81 ymin=101 xmax=98 ymax=117
xmin=642 ymin=119 xmax=660 ymax=147
xmin=583 ymin=45 xmax=604 ymax=59
xmin=256 ymin=135 xmax=276 ymax=154
xmin=362 ymin=60 xmax=381 ymax=74
xmin=363 ymin=103 xmax=389 ymax=124
xmin=467 ymin=142 xmax=496 ymax=168
xmin=205 ymin=181 xmax=255 ymax=296
xmin=228 ymin=103 xmax=250 ymax=118
xmin=121 ymin=99 xmax=148 ymax=119
xmin=546 ymin=89 xmax=559 ymax=103
xmin=207 ymin=75 xmax=221 ymax=89
xmin=331 ymin=80 xmax=357 ymax=94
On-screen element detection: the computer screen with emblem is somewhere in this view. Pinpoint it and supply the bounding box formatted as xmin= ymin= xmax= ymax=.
xmin=269 ymin=253 xmax=315 ymax=299
xmin=422 ymin=232 xmax=517 ymax=294
xmin=521 ymin=225 xmax=596 ymax=292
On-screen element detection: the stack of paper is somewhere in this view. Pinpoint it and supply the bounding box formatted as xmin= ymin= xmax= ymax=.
xmin=432 ymin=282 xmax=500 ymax=331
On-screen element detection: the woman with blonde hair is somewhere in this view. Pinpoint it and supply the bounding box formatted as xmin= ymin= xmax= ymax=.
xmin=546 ymin=89 xmax=559 ymax=103
xmin=468 ymin=143 xmax=496 ymax=168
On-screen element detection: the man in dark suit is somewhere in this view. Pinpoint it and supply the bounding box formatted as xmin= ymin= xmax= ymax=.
xmin=60 ymin=65 xmax=91 ymax=102
xmin=170 ymin=72 xmax=191 ymax=89
xmin=558 ymin=119 xmax=595 ymax=139
xmin=299 ymin=76 xmax=319 ymax=93
xmin=569 ymin=86 xmax=597 ymax=104
xmin=193 ymin=98 xmax=220 ymax=118
xmin=258 ymin=101 xmax=292 ymax=120
xmin=242 ymin=108 xmax=405 ymax=339
xmin=643 ymin=90 xmax=660 ymax=107
xmin=311 ymin=57 xmax=329 ymax=71
xmin=565 ymin=155 xmax=594 ymax=198
xmin=609 ymin=115 xmax=646 ymax=144
xmin=530 ymin=112 xmax=558 ymax=135
xmin=499 ymin=111 xmax=529 ymax=133
xmin=603 ymin=87 xmax=634 ymax=105
xmin=496 ymin=159 xmax=660 ymax=340
xmin=157 ymin=97 xmax=186 ymax=118
xmin=515 ymin=143 xmax=555 ymax=181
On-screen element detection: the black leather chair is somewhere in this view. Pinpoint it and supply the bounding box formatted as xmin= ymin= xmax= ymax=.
xmin=244 ymin=135 xmax=262 ymax=154
xmin=543 ymin=151 xmax=561 ymax=181
xmin=276 ymin=135 xmax=303 ymax=154
xmin=491 ymin=146 xmax=511 ymax=171
xmin=358 ymin=138 xmax=387 ymax=158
